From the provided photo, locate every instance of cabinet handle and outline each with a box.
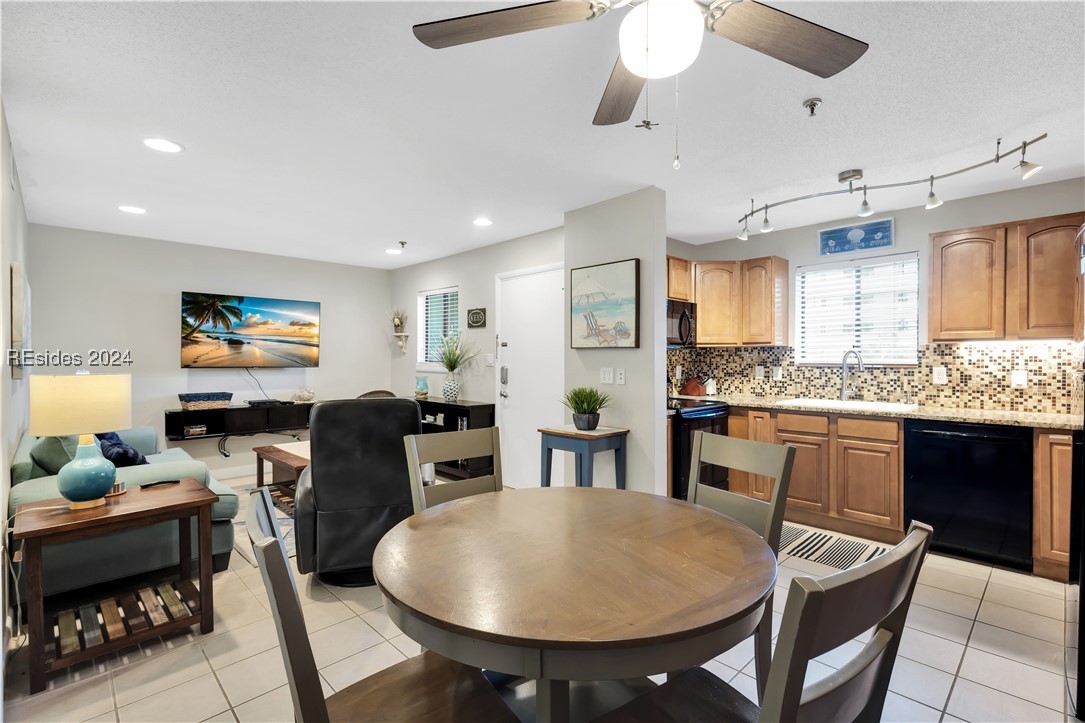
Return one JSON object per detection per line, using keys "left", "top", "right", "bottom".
{"left": 1048, "top": 434, "right": 1072, "bottom": 441}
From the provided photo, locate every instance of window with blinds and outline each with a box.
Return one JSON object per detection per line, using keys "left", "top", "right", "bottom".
{"left": 417, "top": 287, "right": 460, "bottom": 364}
{"left": 796, "top": 254, "right": 919, "bottom": 365}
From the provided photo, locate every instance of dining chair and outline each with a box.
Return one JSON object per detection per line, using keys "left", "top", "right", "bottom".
{"left": 246, "top": 488, "right": 518, "bottom": 723}
{"left": 403, "top": 427, "right": 503, "bottom": 513}
{"left": 596, "top": 521, "right": 933, "bottom": 723}
{"left": 687, "top": 430, "right": 796, "bottom": 702}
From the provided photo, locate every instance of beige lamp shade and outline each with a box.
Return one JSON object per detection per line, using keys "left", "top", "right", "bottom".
{"left": 30, "top": 374, "right": 133, "bottom": 437}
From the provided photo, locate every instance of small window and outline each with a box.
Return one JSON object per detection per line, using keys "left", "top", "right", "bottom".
{"left": 796, "top": 254, "right": 919, "bottom": 365}
{"left": 417, "top": 287, "right": 460, "bottom": 364}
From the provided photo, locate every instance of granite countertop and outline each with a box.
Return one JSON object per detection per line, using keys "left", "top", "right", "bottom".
{"left": 670, "top": 393, "right": 1082, "bottom": 430}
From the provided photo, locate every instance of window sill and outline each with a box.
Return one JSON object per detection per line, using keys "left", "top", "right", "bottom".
{"left": 416, "top": 363, "right": 447, "bottom": 374}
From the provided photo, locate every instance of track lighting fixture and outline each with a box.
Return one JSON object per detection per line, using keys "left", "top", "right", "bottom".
{"left": 857, "top": 185, "right": 873, "bottom": 217}
{"left": 737, "top": 219, "right": 749, "bottom": 241}
{"left": 1016, "top": 140, "right": 1043, "bottom": 181}
{"left": 925, "top": 176, "right": 943, "bottom": 210}
{"left": 733, "top": 133, "right": 1047, "bottom": 232}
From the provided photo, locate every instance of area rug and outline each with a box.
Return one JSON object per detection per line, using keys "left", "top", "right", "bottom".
{"left": 233, "top": 486, "right": 297, "bottom": 567}
{"left": 780, "top": 523, "right": 889, "bottom": 570}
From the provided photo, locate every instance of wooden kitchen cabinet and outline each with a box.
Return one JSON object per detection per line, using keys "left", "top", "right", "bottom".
{"left": 929, "top": 212, "right": 1084, "bottom": 342}
{"left": 694, "top": 261, "right": 741, "bottom": 345}
{"left": 741, "top": 256, "right": 789, "bottom": 346}
{"left": 1007, "top": 212, "right": 1085, "bottom": 339}
{"left": 667, "top": 256, "right": 692, "bottom": 302}
{"left": 929, "top": 226, "right": 1006, "bottom": 341}
{"left": 1034, "top": 429, "right": 1074, "bottom": 580}
{"left": 835, "top": 438, "right": 901, "bottom": 530}
{"left": 776, "top": 435, "right": 830, "bottom": 515}
{"left": 747, "top": 410, "right": 775, "bottom": 501}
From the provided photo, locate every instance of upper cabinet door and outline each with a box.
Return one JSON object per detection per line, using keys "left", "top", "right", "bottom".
{"left": 694, "top": 261, "right": 741, "bottom": 345}
{"left": 741, "top": 257, "right": 788, "bottom": 346}
{"left": 1008, "top": 212, "right": 1085, "bottom": 340}
{"left": 929, "top": 227, "right": 1007, "bottom": 341}
{"left": 666, "top": 256, "right": 692, "bottom": 302}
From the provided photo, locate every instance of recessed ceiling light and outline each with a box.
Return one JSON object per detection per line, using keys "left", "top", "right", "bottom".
{"left": 118, "top": 205, "right": 146, "bottom": 214}
{"left": 473, "top": 217, "right": 493, "bottom": 227}
{"left": 385, "top": 248, "right": 402, "bottom": 255}
{"left": 143, "top": 138, "right": 184, "bottom": 153}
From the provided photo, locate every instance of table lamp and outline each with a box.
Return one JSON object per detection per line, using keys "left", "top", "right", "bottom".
{"left": 30, "top": 373, "right": 132, "bottom": 510}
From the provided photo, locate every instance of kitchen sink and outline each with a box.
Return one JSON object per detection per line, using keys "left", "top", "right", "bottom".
{"left": 775, "top": 398, "right": 919, "bottom": 414}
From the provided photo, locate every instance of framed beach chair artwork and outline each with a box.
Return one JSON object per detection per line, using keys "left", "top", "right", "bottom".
{"left": 570, "top": 258, "right": 640, "bottom": 349}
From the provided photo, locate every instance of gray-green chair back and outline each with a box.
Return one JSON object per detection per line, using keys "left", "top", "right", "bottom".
{"left": 403, "top": 428, "right": 503, "bottom": 513}
{"left": 688, "top": 431, "right": 796, "bottom": 553}
{"left": 759, "top": 521, "right": 933, "bottom": 722}
{"left": 246, "top": 488, "right": 331, "bottom": 723}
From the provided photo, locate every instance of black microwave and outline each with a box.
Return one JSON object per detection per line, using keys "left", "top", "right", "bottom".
{"left": 666, "top": 300, "right": 696, "bottom": 346}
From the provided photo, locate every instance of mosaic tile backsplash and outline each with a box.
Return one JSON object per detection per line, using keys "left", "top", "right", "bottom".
{"left": 667, "top": 342, "right": 1084, "bottom": 414}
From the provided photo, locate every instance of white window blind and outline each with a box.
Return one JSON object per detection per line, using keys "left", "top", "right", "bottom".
{"left": 797, "top": 254, "right": 919, "bottom": 365}
{"left": 417, "top": 287, "right": 460, "bottom": 364}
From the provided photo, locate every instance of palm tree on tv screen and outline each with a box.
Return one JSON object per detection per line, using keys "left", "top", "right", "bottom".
{"left": 182, "top": 293, "right": 245, "bottom": 339}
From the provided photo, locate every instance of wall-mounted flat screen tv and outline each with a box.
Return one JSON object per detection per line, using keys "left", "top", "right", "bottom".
{"left": 181, "top": 292, "right": 320, "bottom": 368}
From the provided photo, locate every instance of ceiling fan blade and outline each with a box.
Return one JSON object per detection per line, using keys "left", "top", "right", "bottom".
{"left": 413, "top": 1, "right": 597, "bottom": 49}
{"left": 593, "top": 56, "right": 646, "bottom": 126}
{"left": 711, "top": 0, "right": 868, "bottom": 78}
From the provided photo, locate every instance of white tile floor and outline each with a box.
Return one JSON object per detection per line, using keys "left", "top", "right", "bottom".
{"left": 3, "top": 480, "right": 1079, "bottom": 722}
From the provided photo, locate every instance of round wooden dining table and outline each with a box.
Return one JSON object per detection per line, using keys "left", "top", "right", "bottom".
{"left": 373, "top": 487, "right": 777, "bottom": 723}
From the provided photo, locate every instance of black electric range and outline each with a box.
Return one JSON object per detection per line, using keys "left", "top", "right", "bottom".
{"left": 667, "top": 398, "right": 729, "bottom": 499}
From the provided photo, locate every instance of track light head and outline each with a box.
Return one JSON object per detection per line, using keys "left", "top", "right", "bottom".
{"left": 737, "top": 219, "right": 749, "bottom": 241}
{"left": 925, "top": 176, "right": 943, "bottom": 210}
{"left": 857, "top": 186, "right": 873, "bottom": 217}
{"left": 1016, "top": 140, "right": 1043, "bottom": 181}
{"left": 760, "top": 207, "right": 773, "bottom": 233}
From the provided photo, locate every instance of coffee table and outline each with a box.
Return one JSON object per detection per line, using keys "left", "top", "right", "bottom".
{"left": 253, "top": 441, "right": 310, "bottom": 488}
{"left": 374, "top": 487, "right": 777, "bottom": 723}
{"left": 13, "top": 478, "right": 218, "bottom": 693}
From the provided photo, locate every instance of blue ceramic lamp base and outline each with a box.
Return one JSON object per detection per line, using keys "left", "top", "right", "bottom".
{"left": 57, "top": 435, "right": 117, "bottom": 510}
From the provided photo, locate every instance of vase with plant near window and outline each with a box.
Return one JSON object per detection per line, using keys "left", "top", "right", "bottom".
{"left": 562, "top": 386, "right": 611, "bottom": 431}
{"left": 437, "top": 334, "right": 478, "bottom": 402}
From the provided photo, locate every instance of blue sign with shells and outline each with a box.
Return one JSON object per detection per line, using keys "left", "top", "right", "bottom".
{"left": 819, "top": 218, "right": 894, "bottom": 256}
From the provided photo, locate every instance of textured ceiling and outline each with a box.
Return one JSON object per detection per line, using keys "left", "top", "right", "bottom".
{"left": 2, "top": 1, "right": 1083, "bottom": 269}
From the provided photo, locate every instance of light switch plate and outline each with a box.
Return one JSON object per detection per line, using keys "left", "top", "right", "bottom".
{"left": 932, "top": 366, "right": 948, "bottom": 385}
{"left": 485, "top": 354, "right": 494, "bottom": 367}
{"left": 1011, "top": 369, "right": 1028, "bottom": 389}
{"left": 754, "top": 365, "right": 765, "bottom": 380}
{"left": 600, "top": 367, "right": 614, "bottom": 384}
{"left": 772, "top": 366, "right": 783, "bottom": 381}
{"left": 615, "top": 368, "right": 626, "bottom": 385}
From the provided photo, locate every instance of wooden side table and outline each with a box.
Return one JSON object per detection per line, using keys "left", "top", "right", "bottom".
{"left": 253, "top": 441, "right": 311, "bottom": 487}
{"left": 13, "top": 478, "right": 218, "bottom": 693}
{"left": 539, "top": 425, "right": 629, "bottom": 489}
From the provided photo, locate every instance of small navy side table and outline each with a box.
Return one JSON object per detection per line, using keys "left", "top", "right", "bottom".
{"left": 539, "top": 425, "right": 629, "bottom": 489}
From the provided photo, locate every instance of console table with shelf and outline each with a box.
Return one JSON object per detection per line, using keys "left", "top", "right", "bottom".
{"left": 164, "top": 403, "right": 315, "bottom": 457}
{"left": 417, "top": 398, "right": 496, "bottom": 480}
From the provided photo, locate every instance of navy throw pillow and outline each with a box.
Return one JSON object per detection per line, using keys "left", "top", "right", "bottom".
{"left": 95, "top": 433, "right": 149, "bottom": 467}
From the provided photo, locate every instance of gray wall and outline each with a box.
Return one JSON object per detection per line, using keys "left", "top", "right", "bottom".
{"left": 388, "top": 227, "right": 563, "bottom": 403}
{"left": 564, "top": 187, "right": 667, "bottom": 495}
{"left": 668, "top": 177, "right": 1085, "bottom": 343}
{"left": 27, "top": 224, "right": 391, "bottom": 477}
{"left": 1, "top": 102, "right": 29, "bottom": 682}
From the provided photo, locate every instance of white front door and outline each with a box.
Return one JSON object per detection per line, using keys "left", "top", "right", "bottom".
{"left": 496, "top": 267, "right": 565, "bottom": 488}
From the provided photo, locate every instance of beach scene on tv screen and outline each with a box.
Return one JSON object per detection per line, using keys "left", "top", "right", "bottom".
{"left": 181, "top": 292, "right": 319, "bottom": 368}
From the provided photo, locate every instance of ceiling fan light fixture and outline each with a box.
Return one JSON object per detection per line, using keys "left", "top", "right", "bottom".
{"left": 618, "top": 0, "right": 704, "bottom": 80}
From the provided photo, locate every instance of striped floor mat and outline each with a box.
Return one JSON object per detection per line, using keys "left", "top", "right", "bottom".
{"left": 780, "top": 523, "right": 889, "bottom": 570}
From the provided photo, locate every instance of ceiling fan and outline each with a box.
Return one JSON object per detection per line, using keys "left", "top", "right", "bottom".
{"left": 412, "top": 0, "right": 869, "bottom": 126}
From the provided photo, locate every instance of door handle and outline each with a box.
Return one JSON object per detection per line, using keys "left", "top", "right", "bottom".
{"left": 500, "top": 366, "right": 508, "bottom": 385}
{"left": 500, "top": 391, "right": 509, "bottom": 398}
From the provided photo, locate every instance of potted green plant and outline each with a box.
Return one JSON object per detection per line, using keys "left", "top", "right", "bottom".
{"left": 562, "top": 387, "right": 611, "bottom": 431}
{"left": 436, "top": 334, "right": 478, "bottom": 402}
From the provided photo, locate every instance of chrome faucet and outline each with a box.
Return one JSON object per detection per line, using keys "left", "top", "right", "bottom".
{"left": 841, "top": 349, "right": 865, "bottom": 400}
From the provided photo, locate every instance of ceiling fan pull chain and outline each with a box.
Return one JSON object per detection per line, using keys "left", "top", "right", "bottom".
{"left": 673, "top": 74, "right": 681, "bottom": 170}
{"left": 635, "top": 0, "right": 657, "bottom": 130}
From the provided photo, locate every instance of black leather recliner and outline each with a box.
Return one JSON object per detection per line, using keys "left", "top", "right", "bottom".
{"left": 295, "top": 398, "right": 421, "bottom": 586}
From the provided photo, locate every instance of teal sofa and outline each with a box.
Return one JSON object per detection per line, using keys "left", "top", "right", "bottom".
{"left": 8, "top": 427, "right": 238, "bottom": 597}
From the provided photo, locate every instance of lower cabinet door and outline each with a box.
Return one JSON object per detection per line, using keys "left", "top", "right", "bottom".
{"left": 776, "top": 431, "right": 830, "bottom": 513}
{"left": 1035, "top": 431, "right": 1074, "bottom": 567}
{"left": 748, "top": 411, "right": 774, "bottom": 501}
{"left": 835, "top": 438, "right": 900, "bottom": 529}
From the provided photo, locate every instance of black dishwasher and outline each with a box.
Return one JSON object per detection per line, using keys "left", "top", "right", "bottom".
{"left": 904, "top": 419, "right": 1033, "bottom": 571}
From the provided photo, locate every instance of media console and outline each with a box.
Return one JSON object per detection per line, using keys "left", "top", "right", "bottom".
{"left": 164, "top": 403, "right": 315, "bottom": 457}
